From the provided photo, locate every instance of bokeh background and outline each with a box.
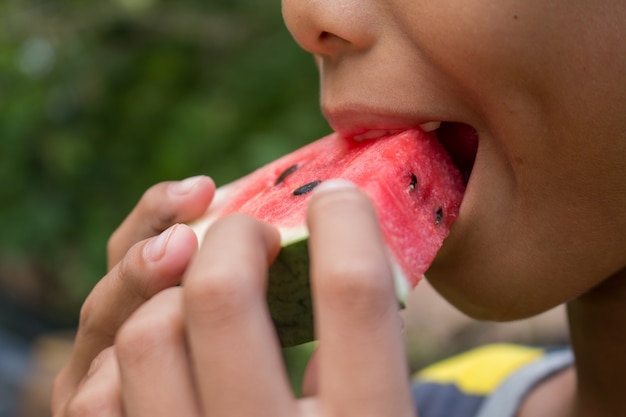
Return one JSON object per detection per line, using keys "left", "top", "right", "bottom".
{"left": 2, "top": 0, "right": 327, "bottom": 414}
{"left": 1, "top": 1, "right": 568, "bottom": 416}
{"left": 1, "top": 0, "right": 327, "bottom": 331}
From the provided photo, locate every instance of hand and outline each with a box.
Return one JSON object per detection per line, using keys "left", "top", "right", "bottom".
{"left": 62, "top": 180, "right": 417, "bottom": 417}
{"left": 51, "top": 176, "right": 216, "bottom": 416}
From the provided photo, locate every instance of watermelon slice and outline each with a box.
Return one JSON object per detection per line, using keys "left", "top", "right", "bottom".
{"left": 190, "top": 129, "right": 465, "bottom": 346}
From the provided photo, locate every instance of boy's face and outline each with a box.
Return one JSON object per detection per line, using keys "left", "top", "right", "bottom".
{"left": 283, "top": 0, "right": 626, "bottom": 319}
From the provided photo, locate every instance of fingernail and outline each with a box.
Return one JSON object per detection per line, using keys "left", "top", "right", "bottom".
{"left": 312, "top": 179, "right": 357, "bottom": 195}
{"left": 169, "top": 176, "right": 203, "bottom": 195}
{"left": 145, "top": 224, "right": 178, "bottom": 262}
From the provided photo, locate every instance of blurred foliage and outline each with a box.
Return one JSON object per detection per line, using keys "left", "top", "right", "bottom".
{"left": 0, "top": 0, "right": 328, "bottom": 333}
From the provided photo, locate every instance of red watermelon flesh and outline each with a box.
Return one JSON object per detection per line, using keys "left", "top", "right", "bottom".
{"left": 191, "top": 129, "right": 465, "bottom": 346}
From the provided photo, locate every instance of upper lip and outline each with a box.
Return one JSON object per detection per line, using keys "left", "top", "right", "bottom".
{"left": 323, "top": 105, "right": 441, "bottom": 139}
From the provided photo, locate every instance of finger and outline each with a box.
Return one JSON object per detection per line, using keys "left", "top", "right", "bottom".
{"left": 183, "top": 214, "right": 296, "bottom": 417}
{"left": 116, "top": 287, "right": 201, "bottom": 417}
{"left": 306, "top": 180, "right": 415, "bottom": 417}
{"left": 301, "top": 348, "right": 320, "bottom": 397}
{"left": 108, "top": 176, "right": 214, "bottom": 269}
{"left": 60, "top": 347, "right": 123, "bottom": 417}
{"left": 52, "top": 224, "right": 197, "bottom": 412}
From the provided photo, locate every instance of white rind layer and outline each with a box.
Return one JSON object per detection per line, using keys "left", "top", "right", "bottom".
{"left": 188, "top": 182, "right": 310, "bottom": 247}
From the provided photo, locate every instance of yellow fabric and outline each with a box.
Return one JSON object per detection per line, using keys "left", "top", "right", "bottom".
{"left": 415, "top": 344, "right": 543, "bottom": 395}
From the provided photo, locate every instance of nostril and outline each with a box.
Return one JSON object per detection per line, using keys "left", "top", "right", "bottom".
{"left": 317, "top": 31, "right": 337, "bottom": 49}
{"left": 315, "top": 31, "right": 353, "bottom": 56}
{"left": 282, "top": 0, "right": 378, "bottom": 57}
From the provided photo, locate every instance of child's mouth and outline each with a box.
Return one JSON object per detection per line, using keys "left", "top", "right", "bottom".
{"left": 323, "top": 108, "right": 478, "bottom": 186}
{"left": 435, "top": 122, "right": 478, "bottom": 186}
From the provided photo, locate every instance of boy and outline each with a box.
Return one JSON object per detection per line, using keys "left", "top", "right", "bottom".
{"left": 52, "top": 0, "right": 626, "bottom": 416}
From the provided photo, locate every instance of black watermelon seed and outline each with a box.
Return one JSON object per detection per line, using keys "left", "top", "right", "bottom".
{"left": 409, "top": 173, "right": 418, "bottom": 190}
{"left": 274, "top": 164, "right": 299, "bottom": 185}
{"left": 435, "top": 207, "right": 444, "bottom": 224}
{"left": 293, "top": 180, "right": 322, "bottom": 196}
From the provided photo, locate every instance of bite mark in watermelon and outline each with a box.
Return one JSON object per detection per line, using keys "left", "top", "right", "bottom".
{"left": 190, "top": 129, "right": 465, "bottom": 346}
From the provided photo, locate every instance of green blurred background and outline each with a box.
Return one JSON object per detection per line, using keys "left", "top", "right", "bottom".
{"left": 1, "top": 0, "right": 329, "bottom": 334}
{"left": 1, "top": 2, "right": 329, "bottom": 412}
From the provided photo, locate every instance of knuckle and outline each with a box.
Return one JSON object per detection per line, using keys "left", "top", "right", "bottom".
{"left": 77, "top": 296, "right": 95, "bottom": 332}
{"left": 117, "top": 253, "right": 143, "bottom": 293}
{"left": 85, "top": 347, "right": 112, "bottom": 379}
{"left": 66, "top": 390, "right": 116, "bottom": 417}
{"left": 320, "top": 261, "right": 393, "bottom": 316}
{"left": 106, "top": 181, "right": 175, "bottom": 266}
{"left": 183, "top": 214, "right": 271, "bottom": 321}
{"left": 115, "top": 244, "right": 152, "bottom": 301}
{"left": 143, "top": 182, "right": 178, "bottom": 231}
{"left": 106, "top": 228, "right": 122, "bottom": 261}
{"left": 66, "top": 395, "right": 90, "bottom": 417}
{"left": 76, "top": 260, "right": 143, "bottom": 343}
{"left": 76, "top": 295, "right": 116, "bottom": 347}
{"left": 116, "top": 291, "right": 182, "bottom": 361}
{"left": 65, "top": 361, "right": 121, "bottom": 417}
{"left": 184, "top": 266, "right": 256, "bottom": 320}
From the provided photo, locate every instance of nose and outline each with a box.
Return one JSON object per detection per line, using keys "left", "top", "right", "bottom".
{"left": 282, "top": 0, "right": 378, "bottom": 57}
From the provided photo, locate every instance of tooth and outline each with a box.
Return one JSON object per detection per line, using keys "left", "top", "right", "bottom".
{"left": 354, "top": 130, "right": 399, "bottom": 141}
{"left": 419, "top": 121, "right": 441, "bottom": 132}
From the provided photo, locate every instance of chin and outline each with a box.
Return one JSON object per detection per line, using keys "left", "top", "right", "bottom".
{"left": 424, "top": 262, "right": 564, "bottom": 323}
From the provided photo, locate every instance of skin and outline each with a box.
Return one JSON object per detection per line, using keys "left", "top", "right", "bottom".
{"left": 52, "top": 0, "right": 626, "bottom": 416}
{"left": 52, "top": 180, "right": 415, "bottom": 417}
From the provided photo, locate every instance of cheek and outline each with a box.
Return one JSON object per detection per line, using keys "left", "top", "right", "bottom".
{"left": 384, "top": 0, "right": 626, "bottom": 318}
{"left": 427, "top": 149, "right": 625, "bottom": 322}
{"left": 389, "top": 0, "right": 561, "bottom": 105}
